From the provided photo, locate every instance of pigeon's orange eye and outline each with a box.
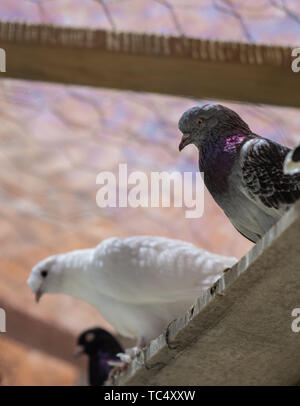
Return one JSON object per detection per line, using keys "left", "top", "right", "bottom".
{"left": 198, "top": 117, "right": 204, "bottom": 125}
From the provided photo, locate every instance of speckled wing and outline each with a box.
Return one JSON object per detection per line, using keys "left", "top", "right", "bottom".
{"left": 240, "top": 138, "right": 300, "bottom": 214}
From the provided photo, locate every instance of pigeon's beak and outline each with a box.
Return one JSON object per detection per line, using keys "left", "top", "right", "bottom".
{"left": 179, "top": 133, "right": 192, "bottom": 151}
{"left": 35, "top": 289, "right": 43, "bottom": 303}
{"left": 73, "top": 345, "right": 84, "bottom": 358}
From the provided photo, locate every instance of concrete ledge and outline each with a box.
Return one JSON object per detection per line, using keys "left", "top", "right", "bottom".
{"left": 108, "top": 201, "right": 300, "bottom": 385}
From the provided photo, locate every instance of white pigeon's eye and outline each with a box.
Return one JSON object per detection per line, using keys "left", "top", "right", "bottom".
{"left": 197, "top": 117, "right": 204, "bottom": 125}
{"left": 40, "top": 270, "right": 48, "bottom": 278}
{"left": 85, "top": 333, "right": 95, "bottom": 342}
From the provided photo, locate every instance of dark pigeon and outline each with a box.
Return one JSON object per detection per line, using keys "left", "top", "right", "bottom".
{"left": 75, "top": 327, "right": 123, "bottom": 386}
{"left": 178, "top": 104, "right": 300, "bottom": 243}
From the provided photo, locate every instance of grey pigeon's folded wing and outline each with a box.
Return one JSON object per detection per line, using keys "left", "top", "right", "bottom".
{"left": 239, "top": 138, "right": 300, "bottom": 215}
{"left": 91, "top": 236, "right": 237, "bottom": 305}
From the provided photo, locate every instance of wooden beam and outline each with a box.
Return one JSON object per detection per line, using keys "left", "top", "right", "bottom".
{"left": 109, "top": 201, "right": 300, "bottom": 386}
{"left": 0, "top": 300, "right": 133, "bottom": 368}
{"left": 0, "top": 22, "right": 299, "bottom": 107}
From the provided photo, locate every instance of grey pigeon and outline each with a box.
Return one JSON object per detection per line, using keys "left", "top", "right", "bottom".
{"left": 178, "top": 104, "right": 300, "bottom": 243}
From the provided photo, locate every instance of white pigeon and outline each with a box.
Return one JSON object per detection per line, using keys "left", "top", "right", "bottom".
{"left": 284, "top": 144, "right": 300, "bottom": 175}
{"left": 27, "top": 236, "right": 237, "bottom": 346}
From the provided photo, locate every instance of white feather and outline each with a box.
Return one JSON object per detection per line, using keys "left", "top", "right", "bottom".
{"left": 28, "top": 236, "right": 237, "bottom": 344}
{"left": 284, "top": 144, "right": 300, "bottom": 174}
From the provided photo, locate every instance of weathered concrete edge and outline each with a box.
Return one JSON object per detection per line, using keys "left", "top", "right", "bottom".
{"left": 107, "top": 201, "right": 300, "bottom": 386}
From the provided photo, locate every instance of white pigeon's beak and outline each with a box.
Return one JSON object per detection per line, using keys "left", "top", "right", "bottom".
{"left": 35, "top": 289, "right": 43, "bottom": 303}
{"left": 73, "top": 345, "right": 84, "bottom": 358}
{"left": 179, "top": 133, "right": 192, "bottom": 151}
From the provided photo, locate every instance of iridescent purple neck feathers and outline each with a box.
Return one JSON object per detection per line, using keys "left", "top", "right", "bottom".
{"left": 199, "top": 132, "right": 250, "bottom": 195}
